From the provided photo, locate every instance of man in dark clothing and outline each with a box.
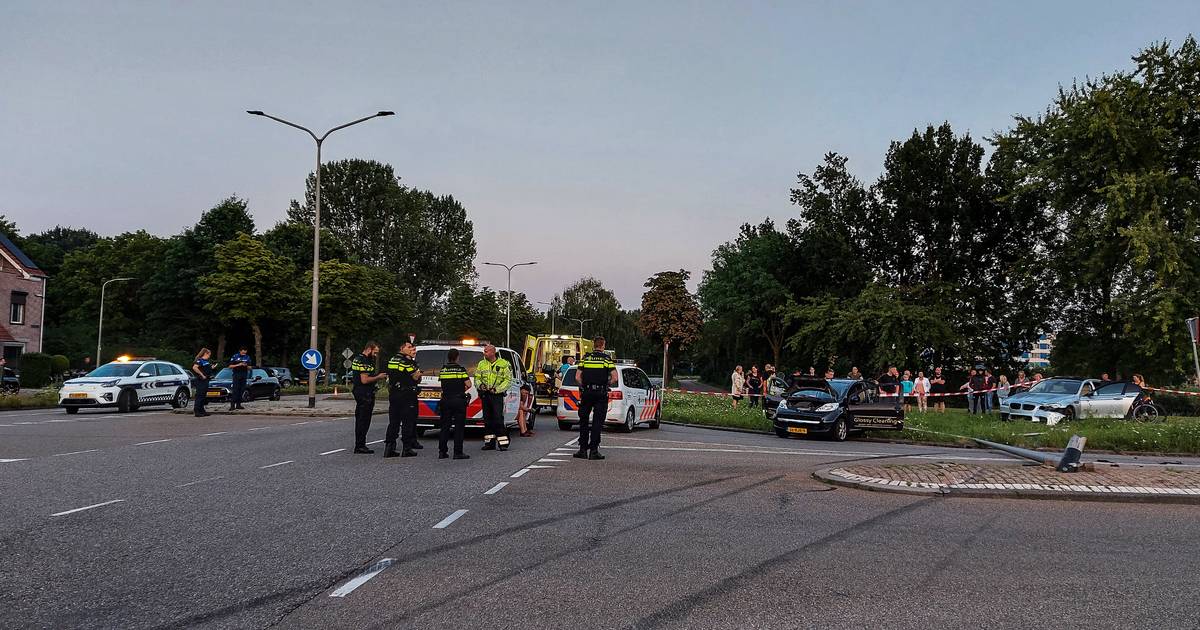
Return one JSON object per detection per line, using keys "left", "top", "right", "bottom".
{"left": 968, "top": 368, "right": 988, "bottom": 414}
{"left": 877, "top": 366, "right": 900, "bottom": 401}
{"left": 350, "top": 342, "right": 387, "bottom": 454}
{"left": 437, "top": 348, "right": 472, "bottom": 460}
{"left": 575, "top": 336, "right": 617, "bottom": 461}
{"left": 228, "top": 346, "right": 252, "bottom": 410}
{"left": 384, "top": 342, "right": 421, "bottom": 458}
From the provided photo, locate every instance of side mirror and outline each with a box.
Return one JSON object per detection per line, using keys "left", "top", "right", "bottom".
{"left": 138, "top": 372, "right": 152, "bottom": 378}
{"left": 254, "top": 376, "right": 262, "bottom": 381}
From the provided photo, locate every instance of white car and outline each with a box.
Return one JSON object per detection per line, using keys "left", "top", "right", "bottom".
{"left": 58, "top": 358, "right": 193, "bottom": 414}
{"left": 556, "top": 364, "right": 662, "bottom": 432}
{"left": 413, "top": 343, "right": 530, "bottom": 434}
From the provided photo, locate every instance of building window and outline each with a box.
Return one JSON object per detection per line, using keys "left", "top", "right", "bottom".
{"left": 9, "top": 291, "right": 26, "bottom": 325}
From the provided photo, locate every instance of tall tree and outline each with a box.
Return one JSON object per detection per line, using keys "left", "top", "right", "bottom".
{"left": 199, "top": 234, "right": 298, "bottom": 363}
{"left": 20, "top": 226, "right": 100, "bottom": 277}
{"left": 638, "top": 270, "right": 703, "bottom": 382}
{"left": 444, "top": 284, "right": 503, "bottom": 342}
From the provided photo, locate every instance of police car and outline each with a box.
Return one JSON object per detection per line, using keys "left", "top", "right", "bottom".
{"left": 412, "top": 341, "right": 529, "bottom": 434}
{"left": 556, "top": 364, "right": 662, "bottom": 432}
{"left": 58, "top": 356, "right": 193, "bottom": 414}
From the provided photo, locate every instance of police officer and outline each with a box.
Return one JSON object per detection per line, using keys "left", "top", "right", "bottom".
{"left": 350, "top": 341, "right": 388, "bottom": 454}
{"left": 383, "top": 341, "right": 422, "bottom": 458}
{"left": 438, "top": 348, "right": 472, "bottom": 460}
{"left": 227, "top": 346, "right": 252, "bottom": 410}
{"left": 575, "top": 336, "right": 617, "bottom": 460}
{"left": 191, "top": 348, "right": 213, "bottom": 417}
{"left": 475, "top": 344, "right": 512, "bottom": 451}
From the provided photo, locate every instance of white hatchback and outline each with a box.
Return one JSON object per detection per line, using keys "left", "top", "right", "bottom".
{"left": 58, "top": 358, "right": 193, "bottom": 414}
{"left": 556, "top": 365, "right": 662, "bottom": 432}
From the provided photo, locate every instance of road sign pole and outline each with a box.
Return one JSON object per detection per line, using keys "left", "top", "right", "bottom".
{"left": 1189, "top": 318, "right": 1200, "bottom": 387}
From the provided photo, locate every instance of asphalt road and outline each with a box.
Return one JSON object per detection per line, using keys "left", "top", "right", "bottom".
{"left": 2, "top": 405, "right": 1199, "bottom": 629}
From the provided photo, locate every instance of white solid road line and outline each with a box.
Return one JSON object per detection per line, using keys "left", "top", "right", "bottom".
{"left": 201, "top": 431, "right": 227, "bottom": 436}
{"left": 53, "top": 449, "right": 99, "bottom": 457}
{"left": 290, "top": 421, "right": 310, "bottom": 426}
{"left": 0, "top": 458, "right": 29, "bottom": 463}
{"left": 176, "top": 476, "right": 224, "bottom": 488}
{"left": 433, "top": 509, "right": 469, "bottom": 529}
{"left": 51, "top": 499, "right": 125, "bottom": 517}
{"left": 367, "top": 439, "right": 384, "bottom": 445}
{"left": 511, "top": 468, "right": 531, "bottom": 478}
{"left": 329, "top": 558, "right": 395, "bottom": 598}
{"left": 320, "top": 448, "right": 346, "bottom": 456}
{"left": 259, "top": 460, "right": 294, "bottom": 469}
{"left": 134, "top": 439, "right": 172, "bottom": 446}
{"left": 484, "top": 482, "right": 509, "bottom": 495}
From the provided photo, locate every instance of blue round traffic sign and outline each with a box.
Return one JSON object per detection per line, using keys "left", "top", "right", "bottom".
{"left": 300, "top": 349, "right": 323, "bottom": 370}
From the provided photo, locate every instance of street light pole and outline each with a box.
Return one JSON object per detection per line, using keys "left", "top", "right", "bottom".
{"left": 483, "top": 261, "right": 537, "bottom": 349}
{"left": 536, "top": 301, "right": 556, "bottom": 336}
{"left": 565, "top": 317, "right": 593, "bottom": 339}
{"left": 96, "top": 277, "right": 135, "bottom": 364}
{"left": 248, "top": 110, "right": 394, "bottom": 408}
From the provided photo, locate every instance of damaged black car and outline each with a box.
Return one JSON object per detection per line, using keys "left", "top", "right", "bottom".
{"left": 772, "top": 377, "right": 904, "bottom": 441}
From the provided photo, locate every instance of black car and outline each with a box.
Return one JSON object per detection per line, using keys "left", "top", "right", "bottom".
{"left": 2, "top": 367, "right": 19, "bottom": 393}
{"left": 205, "top": 367, "right": 281, "bottom": 403}
{"left": 773, "top": 377, "right": 904, "bottom": 441}
{"left": 265, "top": 367, "right": 294, "bottom": 388}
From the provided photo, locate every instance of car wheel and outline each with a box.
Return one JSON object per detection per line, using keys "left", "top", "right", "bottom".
{"left": 65, "top": 406, "right": 78, "bottom": 415}
{"left": 830, "top": 417, "right": 849, "bottom": 442}
{"left": 242, "top": 389, "right": 255, "bottom": 403}
{"left": 171, "top": 387, "right": 190, "bottom": 409}
{"left": 774, "top": 427, "right": 789, "bottom": 439}
{"left": 270, "top": 387, "right": 281, "bottom": 401}
{"left": 558, "top": 421, "right": 573, "bottom": 431}
{"left": 117, "top": 389, "right": 138, "bottom": 413}
{"left": 1062, "top": 407, "right": 1076, "bottom": 423}
{"left": 623, "top": 407, "right": 636, "bottom": 433}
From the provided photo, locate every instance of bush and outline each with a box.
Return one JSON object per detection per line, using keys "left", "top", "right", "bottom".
{"left": 19, "top": 353, "right": 54, "bottom": 388}
{"left": 51, "top": 354, "right": 70, "bottom": 376}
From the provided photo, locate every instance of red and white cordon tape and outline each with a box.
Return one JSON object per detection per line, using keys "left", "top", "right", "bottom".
{"left": 667, "top": 382, "right": 1034, "bottom": 399}
{"left": 1143, "top": 386, "right": 1200, "bottom": 397}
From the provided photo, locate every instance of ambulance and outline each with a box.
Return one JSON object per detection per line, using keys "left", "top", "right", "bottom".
{"left": 556, "top": 363, "right": 662, "bottom": 433}
{"left": 522, "top": 334, "right": 594, "bottom": 414}
{"left": 413, "top": 340, "right": 529, "bottom": 434}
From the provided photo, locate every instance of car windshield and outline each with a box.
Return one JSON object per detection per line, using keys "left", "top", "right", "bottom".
{"left": 214, "top": 368, "right": 234, "bottom": 380}
{"left": 415, "top": 349, "right": 485, "bottom": 376}
{"left": 87, "top": 363, "right": 140, "bottom": 378}
{"left": 1028, "top": 379, "right": 1082, "bottom": 395}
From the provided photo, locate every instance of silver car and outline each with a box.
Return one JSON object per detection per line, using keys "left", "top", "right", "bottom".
{"left": 1003, "top": 378, "right": 1154, "bottom": 424}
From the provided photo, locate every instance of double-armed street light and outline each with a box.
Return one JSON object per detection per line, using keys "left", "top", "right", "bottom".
{"left": 482, "top": 261, "right": 537, "bottom": 349}
{"left": 247, "top": 110, "right": 393, "bottom": 408}
{"left": 565, "top": 317, "right": 593, "bottom": 339}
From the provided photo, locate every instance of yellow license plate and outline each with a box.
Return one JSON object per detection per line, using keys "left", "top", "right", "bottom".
{"left": 69, "top": 392, "right": 88, "bottom": 399}
{"left": 206, "top": 391, "right": 222, "bottom": 397}
{"left": 787, "top": 427, "right": 807, "bottom": 434}
{"left": 418, "top": 390, "right": 441, "bottom": 399}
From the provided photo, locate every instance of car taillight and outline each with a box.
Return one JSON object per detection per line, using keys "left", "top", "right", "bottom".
{"left": 609, "top": 390, "right": 623, "bottom": 400}
{"left": 559, "top": 389, "right": 570, "bottom": 397}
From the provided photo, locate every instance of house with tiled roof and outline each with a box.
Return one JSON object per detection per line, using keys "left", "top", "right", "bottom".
{"left": 0, "top": 233, "right": 47, "bottom": 364}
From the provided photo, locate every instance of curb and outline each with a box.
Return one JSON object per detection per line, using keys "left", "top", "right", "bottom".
{"left": 171, "top": 408, "right": 379, "bottom": 418}
{"left": 812, "top": 467, "right": 1200, "bottom": 505}
{"left": 660, "top": 420, "right": 772, "bottom": 436}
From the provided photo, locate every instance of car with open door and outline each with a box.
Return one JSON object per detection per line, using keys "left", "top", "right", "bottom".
{"left": 772, "top": 377, "right": 904, "bottom": 441}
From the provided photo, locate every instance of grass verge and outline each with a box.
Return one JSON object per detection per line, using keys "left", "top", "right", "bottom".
{"left": 0, "top": 389, "right": 61, "bottom": 409}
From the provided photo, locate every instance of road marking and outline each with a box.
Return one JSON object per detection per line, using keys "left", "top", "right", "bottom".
{"left": 290, "top": 421, "right": 310, "bottom": 426}
{"left": 53, "top": 449, "right": 99, "bottom": 457}
{"left": 555, "top": 447, "right": 576, "bottom": 452}
{"left": 433, "top": 509, "right": 469, "bottom": 529}
{"left": 176, "top": 476, "right": 223, "bottom": 488}
{"left": 527, "top": 464, "right": 555, "bottom": 469}
{"left": 565, "top": 437, "right": 579, "bottom": 447}
{"left": 13, "top": 421, "right": 35, "bottom": 425}
{"left": 320, "top": 448, "right": 346, "bottom": 456}
{"left": 537, "top": 458, "right": 567, "bottom": 463}
{"left": 201, "top": 431, "right": 227, "bottom": 436}
{"left": 1, "top": 458, "right": 29, "bottom": 463}
{"left": 260, "top": 460, "right": 294, "bottom": 469}
{"left": 134, "top": 439, "right": 172, "bottom": 446}
{"left": 247, "top": 427, "right": 269, "bottom": 431}
{"left": 367, "top": 439, "right": 384, "bottom": 445}
{"left": 51, "top": 499, "right": 125, "bottom": 517}
{"left": 511, "top": 468, "right": 531, "bottom": 478}
{"left": 329, "top": 558, "right": 395, "bottom": 598}
{"left": 484, "top": 482, "right": 509, "bottom": 495}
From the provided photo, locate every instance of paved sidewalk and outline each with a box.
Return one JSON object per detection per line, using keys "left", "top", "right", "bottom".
{"left": 816, "top": 461, "right": 1200, "bottom": 504}
{"left": 171, "top": 396, "right": 372, "bottom": 417}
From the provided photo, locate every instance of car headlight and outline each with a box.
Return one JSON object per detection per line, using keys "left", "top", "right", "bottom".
{"left": 101, "top": 380, "right": 121, "bottom": 387}
{"left": 816, "top": 403, "right": 839, "bottom": 413}
{"left": 776, "top": 400, "right": 787, "bottom": 411}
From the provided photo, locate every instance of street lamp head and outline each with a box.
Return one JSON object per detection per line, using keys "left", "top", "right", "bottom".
{"left": 246, "top": 110, "right": 265, "bottom": 116}
{"left": 377, "top": 111, "right": 395, "bottom": 117}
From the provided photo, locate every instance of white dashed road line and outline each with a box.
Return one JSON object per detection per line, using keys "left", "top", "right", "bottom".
{"left": 1, "top": 458, "right": 29, "bottom": 463}
{"left": 484, "top": 482, "right": 509, "bottom": 495}
{"left": 537, "top": 458, "right": 566, "bottom": 464}
{"left": 511, "top": 468, "right": 531, "bottom": 478}
{"left": 433, "top": 509, "right": 469, "bottom": 529}
{"left": 201, "top": 432, "right": 227, "bottom": 437}
{"left": 247, "top": 427, "right": 269, "bottom": 431}
{"left": 53, "top": 449, "right": 99, "bottom": 457}
{"left": 134, "top": 439, "right": 172, "bottom": 446}
{"left": 329, "top": 558, "right": 395, "bottom": 598}
{"left": 176, "top": 476, "right": 223, "bottom": 488}
{"left": 366, "top": 439, "right": 384, "bottom": 445}
{"left": 320, "top": 448, "right": 346, "bottom": 456}
{"left": 259, "top": 460, "right": 294, "bottom": 469}
{"left": 51, "top": 499, "right": 125, "bottom": 517}
{"left": 527, "top": 465, "right": 555, "bottom": 469}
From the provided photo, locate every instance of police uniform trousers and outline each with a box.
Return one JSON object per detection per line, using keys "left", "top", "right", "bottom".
{"left": 480, "top": 392, "right": 506, "bottom": 438}
{"left": 230, "top": 375, "right": 247, "bottom": 407}
{"left": 353, "top": 386, "right": 376, "bottom": 448}
{"left": 439, "top": 394, "right": 468, "bottom": 455}
{"left": 193, "top": 378, "right": 209, "bottom": 415}
{"left": 386, "top": 391, "right": 418, "bottom": 449}
{"left": 577, "top": 386, "right": 609, "bottom": 451}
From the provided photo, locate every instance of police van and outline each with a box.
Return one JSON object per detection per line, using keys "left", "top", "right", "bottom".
{"left": 556, "top": 364, "right": 662, "bottom": 433}
{"left": 413, "top": 341, "right": 529, "bottom": 434}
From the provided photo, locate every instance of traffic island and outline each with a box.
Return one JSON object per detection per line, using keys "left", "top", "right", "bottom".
{"left": 170, "top": 396, "right": 380, "bottom": 418}
{"left": 814, "top": 461, "right": 1200, "bottom": 504}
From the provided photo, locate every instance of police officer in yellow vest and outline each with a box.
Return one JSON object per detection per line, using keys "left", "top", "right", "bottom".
{"left": 575, "top": 336, "right": 617, "bottom": 460}
{"left": 475, "top": 344, "right": 512, "bottom": 451}
{"left": 350, "top": 341, "right": 388, "bottom": 454}
{"left": 438, "top": 348, "right": 472, "bottom": 459}
{"left": 384, "top": 341, "right": 422, "bottom": 458}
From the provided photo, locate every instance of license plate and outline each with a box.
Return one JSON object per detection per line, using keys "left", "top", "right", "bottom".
{"left": 206, "top": 391, "right": 222, "bottom": 397}
{"left": 69, "top": 392, "right": 88, "bottom": 399}
{"left": 787, "top": 427, "right": 807, "bottom": 434}
{"left": 418, "top": 390, "right": 440, "bottom": 399}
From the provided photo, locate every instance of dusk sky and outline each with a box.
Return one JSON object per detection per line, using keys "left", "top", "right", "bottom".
{"left": 3, "top": 1, "right": 1197, "bottom": 308}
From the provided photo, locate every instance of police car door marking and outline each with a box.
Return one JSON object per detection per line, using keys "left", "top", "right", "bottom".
{"left": 329, "top": 558, "right": 395, "bottom": 598}
{"left": 432, "top": 509, "right": 468, "bottom": 529}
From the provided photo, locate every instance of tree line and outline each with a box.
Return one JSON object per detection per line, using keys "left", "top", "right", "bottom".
{"left": 695, "top": 37, "right": 1200, "bottom": 386}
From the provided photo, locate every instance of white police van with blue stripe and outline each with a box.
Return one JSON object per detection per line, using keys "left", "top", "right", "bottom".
{"left": 58, "top": 357, "right": 193, "bottom": 414}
